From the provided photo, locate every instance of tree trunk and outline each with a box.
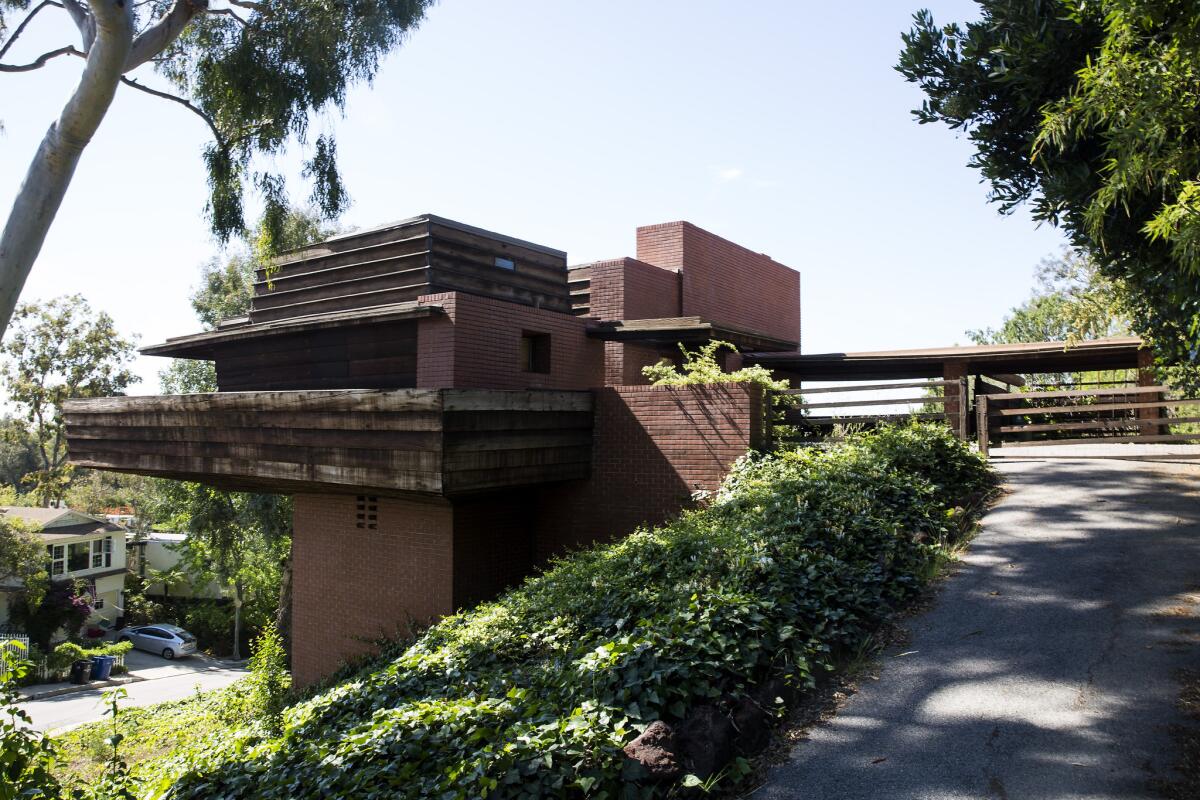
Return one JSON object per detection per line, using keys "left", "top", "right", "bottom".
{"left": 232, "top": 579, "right": 243, "bottom": 661}
{"left": 0, "top": 2, "right": 132, "bottom": 339}
{"left": 274, "top": 544, "right": 293, "bottom": 663}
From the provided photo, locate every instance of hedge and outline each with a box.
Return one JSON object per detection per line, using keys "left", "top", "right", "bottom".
{"left": 146, "top": 423, "right": 996, "bottom": 799}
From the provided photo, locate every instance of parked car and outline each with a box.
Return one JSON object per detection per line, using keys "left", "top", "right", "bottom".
{"left": 118, "top": 624, "right": 197, "bottom": 660}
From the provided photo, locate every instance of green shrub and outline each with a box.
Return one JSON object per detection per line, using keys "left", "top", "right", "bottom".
{"left": 46, "top": 641, "right": 133, "bottom": 677}
{"left": 246, "top": 622, "right": 290, "bottom": 736}
{"left": 149, "top": 423, "right": 995, "bottom": 799}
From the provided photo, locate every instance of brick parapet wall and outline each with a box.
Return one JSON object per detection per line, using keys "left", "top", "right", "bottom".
{"left": 636, "top": 221, "right": 800, "bottom": 347}
{"left": 416, "top": 292, "right": 604, "bottom": 389}
{"left": 536, "top": 382, "right": 764, "bottom": 558}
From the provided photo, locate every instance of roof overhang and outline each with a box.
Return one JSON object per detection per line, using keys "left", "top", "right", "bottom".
{"left": 586, "top": 317, "right": 798, "bottom": 353}
{"left": 744, "top": 337, "right": 1145, "bottom": 381}
{"left": 141, "top": 301, "right": 444, "bottom": 360}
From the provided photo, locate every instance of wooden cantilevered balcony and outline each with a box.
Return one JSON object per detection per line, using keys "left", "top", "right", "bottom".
{"left": 64, "top": 389, "right": 593, "bottom": 497}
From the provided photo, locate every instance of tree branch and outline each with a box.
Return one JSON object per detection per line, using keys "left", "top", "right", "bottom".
{"left": 125, "top": 0, "right": 207, "bottom": 71}
{"left": 0, "top": 0, "right": 65, "bottom": 62}
{"left": 208, "top": 7, "right": 247, "bottom": 26}
{"left": 119, "top": 75, "right": 226, "bottom": 148}
{"left": 0, "top": 45, "right": 83, "bottom": 72}
{"left": 61, "top": 0, "right": 94, "bottom": 51}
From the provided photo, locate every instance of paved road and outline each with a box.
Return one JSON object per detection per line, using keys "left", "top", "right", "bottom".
{"left": 21, "top": 654, "right": 247, "bottom": 733}
{"left": 756, "top": 455, "right": 1200, "bottom": 800}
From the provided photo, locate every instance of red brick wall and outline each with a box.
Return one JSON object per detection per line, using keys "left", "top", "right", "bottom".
{"left": 535, "top": 382, "right": 764, "bottom": 559}
{"left": 291, "top": 493, "right": 454, "bottom": 687}
{"left": 587, "top": 258, "right": 680, "bottom": 322}
{"left": 415, "top": 292, "right": 604, "bottom": 389}
{"left": 636, "top": 221, "right": 800, "bottom": 346}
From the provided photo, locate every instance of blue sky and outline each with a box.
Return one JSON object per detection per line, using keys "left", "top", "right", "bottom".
{"left": 0, "top": 0, "right": 1066, "bottom": 392}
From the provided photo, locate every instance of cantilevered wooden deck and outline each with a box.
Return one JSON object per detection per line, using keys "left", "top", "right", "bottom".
{"left": 64, "top": 389, "right": 593, "bottom": 497}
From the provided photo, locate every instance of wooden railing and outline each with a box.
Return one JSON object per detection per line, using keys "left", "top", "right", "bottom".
{"left": 771, "top": 379, "right": 969, "bottom": 443}
{"left": 977, "top": 384, "right": 1200, "bottom": 450}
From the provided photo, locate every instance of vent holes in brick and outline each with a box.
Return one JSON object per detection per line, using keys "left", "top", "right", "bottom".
{"left": 356, "top": 496, "right": 378, "bottom": 529}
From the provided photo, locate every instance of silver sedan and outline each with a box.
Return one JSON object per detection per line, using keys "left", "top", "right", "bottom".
{"left": 117, "top": 624, "right": 198, "bottom": 660}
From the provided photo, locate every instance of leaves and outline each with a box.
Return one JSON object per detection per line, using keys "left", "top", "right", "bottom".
{"left": 149, "top": 424, "right": 995, "bottom": 799}
{"left": 898, "top": 0, "right": 1200, "bottom": 373}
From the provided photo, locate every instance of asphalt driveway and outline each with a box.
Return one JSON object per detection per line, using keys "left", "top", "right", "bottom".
{"left": 20, "top": 651, "right": 246, "bottom": 733}
{"left": 755, "top": 455, "right": 1200, "bottom": 800}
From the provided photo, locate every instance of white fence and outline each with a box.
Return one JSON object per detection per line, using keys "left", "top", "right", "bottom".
{"left": 1, "top": 634, "right": 126, "bottom": 683}
{"left": 0, "top": 635, "right": 31, "bottom": 680}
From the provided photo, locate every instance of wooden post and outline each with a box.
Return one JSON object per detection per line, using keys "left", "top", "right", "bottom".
{"left": 1136, "top": 347, "right": 1167, "bottom": 435}
{"left": 942, "top": 360, "right": 968, "bottom": 439}
{"left": 976, "top": 395, "right": 989, "bottom": 454}
{"left": 958, "top": 377, "right": 970, "bottom": 439}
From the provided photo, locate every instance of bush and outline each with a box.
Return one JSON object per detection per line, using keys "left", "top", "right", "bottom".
{"left": 46, "top": 641, "right": 134, "bottom": 676}
{"left": 150, "top": 423, "right": 995, "bottom": 799}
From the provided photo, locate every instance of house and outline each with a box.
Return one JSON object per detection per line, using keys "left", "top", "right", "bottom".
{"left": 64, "top": 214, "right": 801, "bottom": 685}
{"left": 0, "top": 507, "right": 126, "bottom": 628}
{"left": 126, "top": 531, "right": 222, "bottom": 599}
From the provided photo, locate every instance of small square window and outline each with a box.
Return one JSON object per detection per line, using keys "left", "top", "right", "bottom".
{"left": 520, "top": 332, "right": 551, "bottom": 374}
{"left": 93, "top": 598, "right": 104, "bottom": 610}
{"left": 494, "top": 256, "right": 515, "bottom": 270}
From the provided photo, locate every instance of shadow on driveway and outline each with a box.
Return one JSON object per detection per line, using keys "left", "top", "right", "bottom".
{"left": 755, "top": 457, "right": 1200, "bottom": 800}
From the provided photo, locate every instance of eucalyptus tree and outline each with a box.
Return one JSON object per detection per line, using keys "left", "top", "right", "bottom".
{"left": 0, "top": 0, "right": 434, "bottom": 339}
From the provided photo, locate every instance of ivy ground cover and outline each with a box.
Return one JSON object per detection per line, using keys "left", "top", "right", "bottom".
{"left": 148, "top": 423, "right": 996, "bottom": 799}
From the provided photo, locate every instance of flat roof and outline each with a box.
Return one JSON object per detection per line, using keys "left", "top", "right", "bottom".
{"left": 745, "top": 337, "right": 1144, "bottom": 380}
{"left": 141, "top": 300, "right": 442, "bottom": 359}
{"left": 277, "top": 213, "right": 569, "bottom": 261}
{"left": 586, "top": 316, "right": 798, "bottom": 353}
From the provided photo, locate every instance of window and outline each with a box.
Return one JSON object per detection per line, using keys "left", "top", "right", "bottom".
{"left": 91, "top": 539, "right": 104, "bottom": 569}
{"left": 48, "top": 544, "right": 64, "bottom": 577}
{"left": 494, "top": 256, "right": 515, "bottom": 270}
{"left": 67, "top": 542, "right": 89, "bottom": 573}
{"left": 356, "top": 496, "right": 378, "bottom": 530}
{"left": 93, "top": 597, "right": 104, "bottom": 610}
{"left": 520, "top": 332, "right": 551, "bottom": 374}
{"left": 104, "top": 536, "right": 113, "bottom": 568}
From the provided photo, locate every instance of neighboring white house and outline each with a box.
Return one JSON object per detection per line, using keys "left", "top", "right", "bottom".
{"left": 126, "top": 531, "right": 222, "bottom": 599}
{"left": 0, "top": 507, "right": 127, "bottom": 628}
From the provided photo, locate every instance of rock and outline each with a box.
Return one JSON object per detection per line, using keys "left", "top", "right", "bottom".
{"left": 676, "top": 706, "right": 736, "bottom": 780}
{"left": 731, "top": 696, "right": 770, "bottom": 755}
{"left": 622, "top": 720, "right": 681, "bottom": 781}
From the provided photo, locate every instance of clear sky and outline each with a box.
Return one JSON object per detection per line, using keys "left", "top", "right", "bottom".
{"left": 0, "top": 0, "right": 1066, "bottom": 393}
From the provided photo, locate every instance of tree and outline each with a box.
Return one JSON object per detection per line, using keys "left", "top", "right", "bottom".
{"left": 897, "top": 1, "right": 1200, "bottom": 374}
{"left": 0, "top": 0, "right": 434, "bottom": 340}
{"left": 969, "top": 250, "right": 1129, "bottom": 346}
{"left": 155, "top": 482, "right": 289, "bottom": 659}
{"left": 969, "top": 250, "right": 1131, "bottom": 385}
{"left": 1, "top": 295, "right": 138, "bottom": 505}
{"left": 0, "top": 513, "right": 44, "bottom": 603}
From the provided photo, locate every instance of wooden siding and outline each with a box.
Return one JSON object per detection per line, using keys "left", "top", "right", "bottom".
{"left": 64, "top": 389, "right": 592, "bottom": 497}
{"left": 212, "top": 320, "right": 419, "bottom": 392}
{"left": 251, "top": 215, "right": 570, "bottom": 323}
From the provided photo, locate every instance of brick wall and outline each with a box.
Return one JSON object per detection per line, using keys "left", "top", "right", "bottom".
{"left": 587, "top": 258, "right": 680, "bottom": 322}
{"left": 291, "top": 493, "right": 454, "bottom": 687}
{"left": 415, "top": 292, "right": 604, "bottom": 389}
{"left": 636, "top": 221, "right": 800, "bottom": 347}
{"left": 535, "top": 382, "right": 764, "bottom": 558}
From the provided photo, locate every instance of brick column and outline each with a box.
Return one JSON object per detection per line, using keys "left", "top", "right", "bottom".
{"left": 291, "top": 494, "right": 454, "bottom": 687}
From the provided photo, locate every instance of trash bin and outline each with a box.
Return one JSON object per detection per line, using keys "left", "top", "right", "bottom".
{"left": 89, "top": 655, "right": 115, "bottom": 681}
{"left": 69, "top": 659, "right": 91, "bottom": 685}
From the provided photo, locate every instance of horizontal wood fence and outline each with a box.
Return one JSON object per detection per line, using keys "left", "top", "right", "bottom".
{"left": 771, "top": 379, "right": 968, "bottom": 444}
{"left": 977, "top": 384, "right": 1200, "bottom": 451}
